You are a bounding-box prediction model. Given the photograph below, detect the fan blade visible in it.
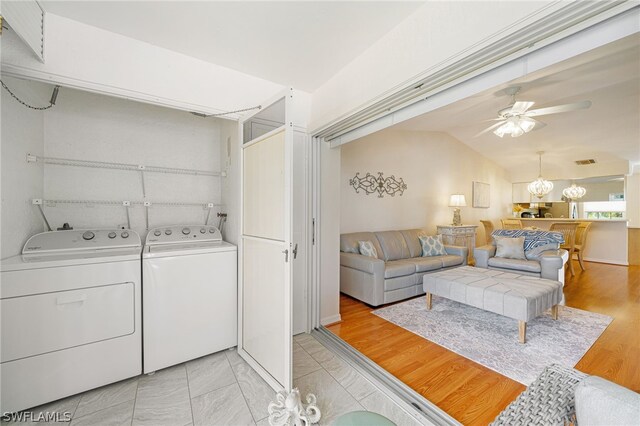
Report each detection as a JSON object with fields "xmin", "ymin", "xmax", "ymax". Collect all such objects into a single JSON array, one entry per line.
[
  {"xmin": 525, "ymin": 100, "xmax": 591, "ymax": 117},
  {"xmin": 474, "ymin": 121, "xmax": 505, "ymax": 138},
  {"xmin": 510, "ymin": 101, "xmax": 535, "ymax": 114},
  {"xmin": 532, "ymin": 119, "xmax": 546, "ymax": 131}
]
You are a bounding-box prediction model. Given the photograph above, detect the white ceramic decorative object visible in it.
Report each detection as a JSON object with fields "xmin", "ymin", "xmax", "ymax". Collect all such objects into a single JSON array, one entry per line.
[{"xmin": 268, "ymin": 388, "xmax": 321, "ymax": 426}]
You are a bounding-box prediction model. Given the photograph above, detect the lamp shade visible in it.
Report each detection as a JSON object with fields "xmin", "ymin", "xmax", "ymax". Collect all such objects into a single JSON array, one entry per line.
[{"xmin": 449, "ymin": 194, "xmax": 467, "ymax": 207}]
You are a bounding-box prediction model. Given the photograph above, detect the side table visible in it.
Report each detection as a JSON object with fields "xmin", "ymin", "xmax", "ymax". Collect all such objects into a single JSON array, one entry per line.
[{"xmin": 437, "ymin": 224, "xmax": 478, "ymax": 266}]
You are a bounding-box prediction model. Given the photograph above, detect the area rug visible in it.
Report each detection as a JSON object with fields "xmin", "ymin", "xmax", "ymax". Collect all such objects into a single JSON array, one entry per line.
[{"xmin": 373, "ymin": 297, "xmax": 612, "ymax": 385}]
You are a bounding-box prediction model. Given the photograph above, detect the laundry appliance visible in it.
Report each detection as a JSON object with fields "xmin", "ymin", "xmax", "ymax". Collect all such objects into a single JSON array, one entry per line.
[
  {"xmin": 142, "ymin": 225, "xmax": 237, "ymax": 373},
  {"xmin": 0, "ymin": 229, "xmax": 142, "ymax": 413}
]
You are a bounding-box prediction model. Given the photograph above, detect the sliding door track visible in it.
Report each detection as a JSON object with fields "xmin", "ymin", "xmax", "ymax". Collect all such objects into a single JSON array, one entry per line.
[{"xmin": 312, "ymin": 328, "xmax": 461, "ymax": 426}]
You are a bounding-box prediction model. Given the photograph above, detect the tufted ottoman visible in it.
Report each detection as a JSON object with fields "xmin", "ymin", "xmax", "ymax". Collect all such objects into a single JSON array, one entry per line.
[{"xmin": 423, "ymin": 266, "xmax": 563, "ymax": 343}]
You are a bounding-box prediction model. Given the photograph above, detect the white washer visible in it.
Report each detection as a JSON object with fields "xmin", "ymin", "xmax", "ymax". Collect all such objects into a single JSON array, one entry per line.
[
  {"xmin": 0, "ymin": 229, "xmax": 142, "ymax": 413},
  {"xmin": 142, "ymin": 225, "xmax": 237, "ymax": 374}
]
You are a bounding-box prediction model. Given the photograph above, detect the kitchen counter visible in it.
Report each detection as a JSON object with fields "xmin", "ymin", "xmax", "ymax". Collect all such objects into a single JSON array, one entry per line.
[
  {"xmin": 510, "ymin": 218, "xmax": 628, "ymax": 223},
  {"xmin": 509, "ymin": 218, "xmax": 628, "ymax": 265}
]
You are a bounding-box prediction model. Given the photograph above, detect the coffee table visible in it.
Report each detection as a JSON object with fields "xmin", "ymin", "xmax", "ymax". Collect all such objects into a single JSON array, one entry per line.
[{"xmin": 423, "ymin": 266, "xmax": 563, "ymax": 343}]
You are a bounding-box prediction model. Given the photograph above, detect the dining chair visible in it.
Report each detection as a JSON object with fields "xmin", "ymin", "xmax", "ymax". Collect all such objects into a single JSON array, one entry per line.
[
  {"xmin": 574, "ymin": 222, "xmax": 593, "ymax": 271},
  {"xmin": 550, "ymin": 222, "xmax": 579, "ymax": 276},
  {"xmin": 480, "ymin": 220, "xmax": 494, "ymax": 245},
  {"xmin": 501, "ymin": 218, "xmax": 523, "ymax": 230}
]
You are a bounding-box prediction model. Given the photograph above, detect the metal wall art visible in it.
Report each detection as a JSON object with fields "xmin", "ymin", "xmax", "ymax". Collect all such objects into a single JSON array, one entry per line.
[{"xmin": 350, "ymin": 172, "xmax": 407, "ymax": 198}]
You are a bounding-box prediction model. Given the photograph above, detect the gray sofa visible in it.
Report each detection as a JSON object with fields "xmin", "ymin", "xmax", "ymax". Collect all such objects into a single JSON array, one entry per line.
[
  {"xmin": 474, "ymin": 229, "xmax": 567, "ymax": 282},
  {"xmin": 340, "ymin": 229, "xmax": 468, "ymax": 306}
]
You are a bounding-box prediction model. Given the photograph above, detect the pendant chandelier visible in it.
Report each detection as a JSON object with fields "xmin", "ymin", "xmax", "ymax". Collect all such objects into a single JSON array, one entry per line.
[
  {"xmin": 528, "ymin": 152, "xmax": 554, "ymax": 199},
  {"xmin": 562, "ymin": 183, "xmax": 587, "ymax": 200}
]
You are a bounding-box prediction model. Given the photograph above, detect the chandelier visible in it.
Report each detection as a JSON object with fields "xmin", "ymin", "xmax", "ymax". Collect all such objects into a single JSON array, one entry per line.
[
  {"xmin": 562, "ymin": 183, "xmax": 587, "ymax": 200},
  {"xmin": 528, "ymin": 152, "xmax": 554, "ymax": 199}
]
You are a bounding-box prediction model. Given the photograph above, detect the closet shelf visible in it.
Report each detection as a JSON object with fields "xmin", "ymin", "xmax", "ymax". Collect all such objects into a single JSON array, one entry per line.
[{"xmin": 27, "ymin": 155, "xmax": 226, "ymax": 177}]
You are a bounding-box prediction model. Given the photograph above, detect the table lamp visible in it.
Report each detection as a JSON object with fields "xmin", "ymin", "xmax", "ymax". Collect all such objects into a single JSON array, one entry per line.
[{"xmin": 449, "ymin": 194, "xmax": 466, "ymax": 226}]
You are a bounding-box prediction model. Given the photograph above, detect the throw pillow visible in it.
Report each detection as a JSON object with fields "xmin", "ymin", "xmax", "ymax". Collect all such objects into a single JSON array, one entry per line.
[
  {"xmin": 419, "ymin": 235, "xmax": 447, "ymax": 257},
  {"xmin": 358, "ymin": 240, "xmax": 378, "ymax": 258},
  {"xmin": 525, "ymin": 242, "xmax": 559, "ymax": 261},
  {"xmin": 495, "ymin": 236, "xmax": 527, "ymax": 260}
]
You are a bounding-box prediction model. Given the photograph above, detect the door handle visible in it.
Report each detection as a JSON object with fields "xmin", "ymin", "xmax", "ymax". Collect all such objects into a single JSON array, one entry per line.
[
  {"xmin": 282, "ymin": 249, "xmax": 289, "ymax": 263},
  {"xmin": 293, "ymin": 243, "xmax": 298, "ymax": 260}
]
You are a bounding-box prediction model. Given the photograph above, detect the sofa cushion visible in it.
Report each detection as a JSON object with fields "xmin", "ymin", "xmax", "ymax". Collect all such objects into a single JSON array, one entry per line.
[
  {"xmin": 488, "ymin": 257, "xmax": 542, "ymax": 273},
  {"xmin": 412, "ymin": 257, "xmax": 443, "ymax": 272},
  {"xmin": 384, "ymin": 260, "xmax": 416, "ymax": 278},
  {"xmin": 375, "ymin": 231, "xmax": 411, "ymax": 261},
  {"xmin": 358, "ymin": 240, "xmax": 378, "ymax": 258},
  {"xmin": 384, "ymin": 274, "xmax": 418, "ymax": 292},
  {"xmin": 495, "ymin": 236, "xmax": 527, "ymax": 260},
  {"xmin": 419, "ymin": 235, "xmax": 447, "ymax": 256},
  {"xmin": 440, "ymin": 255, "xmax": 464, "ymax": 267},
  {"xmin": 340, "ymin": 232, "xmax": 383, "ymax": 259},
  {"xmin": 400, "ymin": 229, "xmax": 427, "ymax": 258}
]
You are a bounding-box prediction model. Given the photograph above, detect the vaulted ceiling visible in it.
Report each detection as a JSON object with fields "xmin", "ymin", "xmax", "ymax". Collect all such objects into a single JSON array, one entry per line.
[
  {"xmin": 394, "ymin": 34, "xmax": 640, "ymax": 181},
  {"xmin": 39, "ymin": 1, "xmax": 424, "ymax": 92}
]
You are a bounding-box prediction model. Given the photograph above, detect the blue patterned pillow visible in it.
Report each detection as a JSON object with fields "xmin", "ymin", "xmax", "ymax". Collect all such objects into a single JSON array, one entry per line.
[
  {"xmin": 491, "ymin": 229, "xmax": 564, "ymax": 260},
  {"xmin": 358, "ymin": 240, "xmax": 378, "ymax": 258},
  {"xmin": 419, "ymin": 235, "xmax": 447, "ymax": 257}
]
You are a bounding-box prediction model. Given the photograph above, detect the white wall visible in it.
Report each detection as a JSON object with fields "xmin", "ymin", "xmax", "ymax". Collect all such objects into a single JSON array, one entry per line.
[
  {"xmin": 41, "ymin": 87, "xmax": 225, "ymax": 238},
  {"xmin": 0, "ymin": 76, "xmax": 48, "ymax": 258},
  {"xmin": 340, "ymin": 129, "xmax": 512, "ymax": 244},
  {"xmin": 220, "ymin": 119, "xmax": 240, "ymax": 244},
  {"xmin": 320, "ymin": 141, "xmax": 341, "ymax": 325},
  {"xmin": 626, "ymin": 169, "xmax": 640, "ymax": 228},
  {"xmin": 2, "ymin": 13, "xmax": 284, "ymax": 117}
]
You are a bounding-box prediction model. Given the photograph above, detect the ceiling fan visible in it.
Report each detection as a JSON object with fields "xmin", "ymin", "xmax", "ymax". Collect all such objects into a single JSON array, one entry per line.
[{"xmin": 476, "ymin": 86, "xmax": 592, "ymax": 138}]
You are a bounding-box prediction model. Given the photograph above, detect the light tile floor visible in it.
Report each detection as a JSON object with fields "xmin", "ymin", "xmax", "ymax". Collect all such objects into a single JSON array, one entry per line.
[{"xmin": 3, "ymin": 334, "xmax": 422, "ymax": 426}]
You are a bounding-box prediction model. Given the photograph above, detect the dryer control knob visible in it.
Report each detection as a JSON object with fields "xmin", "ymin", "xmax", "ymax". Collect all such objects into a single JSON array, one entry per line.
[
  {"xmin": 165, "ymin": 229, "xmax": 172, "ymax": 236},
  {"xmin": 83, "ymin": 231, "xmax": 95, "ymax": 240},
  {"xmin": 154, "ymin": 230, "xmax": 161, "ymax": 237},
  {"xmin": 200, "ymin": 228, "xmax": 206, "ymax": 234},
  {"xmin": 182, "ymin": 227, "xmax": 191, "ymax": 235},
  {"xmin": 121, "ymin": 231, "xmax": 129, "ymax": 238},
  {"xmin": 209, "ymin": 228, "xmax": 215, "ymax": 233},
  {"xmin": 108, "ymin": 232, "xmax": 117, "ymax": 239}
]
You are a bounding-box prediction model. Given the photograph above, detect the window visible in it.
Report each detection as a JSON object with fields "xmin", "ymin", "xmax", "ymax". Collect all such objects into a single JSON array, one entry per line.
[{"xmin": 583, "ymin": 201, "xmax": 626, "ymax": 220}]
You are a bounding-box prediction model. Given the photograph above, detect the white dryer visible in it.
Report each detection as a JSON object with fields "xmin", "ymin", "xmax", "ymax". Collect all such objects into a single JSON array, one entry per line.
[
  {"xmin": 142, "ymin": 225, "xmax": 237, "ymax": 374},
  {"xmin": 0, "ymin": 229, "xmax": 142, "ymax": 413}
]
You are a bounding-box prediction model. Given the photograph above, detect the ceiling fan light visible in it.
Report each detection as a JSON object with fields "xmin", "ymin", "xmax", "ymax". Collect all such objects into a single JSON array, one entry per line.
[
  {"xmin": 562, "ymin": 184, "xmax": 587, "ymax": 200},
  {"xmin": 492, "ymin": 116, "xmax": 534, "ymax": 138},
  {"xmin": 511, "ymin": 126, "xmax": 524, "ymax": 138},
  {"xmin": 519, "ymin": 116, "xmax": 536, "ymax": 133},
  {"xmin": 493, "ymin": 126, "xmax": 507, "ymax": 138}
]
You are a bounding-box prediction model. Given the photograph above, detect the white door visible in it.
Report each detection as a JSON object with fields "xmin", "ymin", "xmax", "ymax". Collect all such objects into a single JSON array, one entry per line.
[{"xmin": 239, "ymin": 95, "xmax": 293, "ymax": 391}]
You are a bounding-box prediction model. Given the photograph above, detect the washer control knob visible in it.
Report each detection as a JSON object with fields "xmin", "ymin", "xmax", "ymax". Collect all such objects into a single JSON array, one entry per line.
[
  {"xmin": 154, "ymin": 230, "xmax": 161, "ymax": 237},
  {"xmin": 165, "ymin": 229, "xmax": 172, "ymax": 236},
  {"xmin": 209, "ymin": 228, "xmax": 215, "ymax": 234},
  {"xmin": 200, "ymin": 228, "xmax": 206, "ymax": 234},
  {"xmin": 182, "ymin": 227, "xmax": 191, "ymax": 235},
  {"xmin": 121, "ymin": 231, "xmax": 129, "ymax": 239},
  {"xmin": 108, "ymin": 232, "xmax": 117, "ymax": 239},
  {"xmin": 82, "ymin": 231, "xmax": 95, "ymax": 240}
]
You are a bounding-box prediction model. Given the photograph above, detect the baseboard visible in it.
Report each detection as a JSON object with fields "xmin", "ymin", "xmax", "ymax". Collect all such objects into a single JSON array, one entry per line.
[
  {"xmin": 583, "ymin": 257, "xmax": 628, "ymax": 266},
  {"xmin": 320, "ymin": 314, "xmax": 342, "ymax": 326}
]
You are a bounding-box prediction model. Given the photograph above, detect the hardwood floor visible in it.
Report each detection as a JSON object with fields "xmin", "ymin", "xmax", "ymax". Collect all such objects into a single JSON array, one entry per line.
[{"xmin": 326, "ymin": 261, "xmax": 640, "ymax": 425}]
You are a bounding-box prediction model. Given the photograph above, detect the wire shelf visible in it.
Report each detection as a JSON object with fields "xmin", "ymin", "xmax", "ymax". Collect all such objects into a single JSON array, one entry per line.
[{"xmin": 29, "ymin": 155, "xmax": 225, "ymax": 177}]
